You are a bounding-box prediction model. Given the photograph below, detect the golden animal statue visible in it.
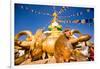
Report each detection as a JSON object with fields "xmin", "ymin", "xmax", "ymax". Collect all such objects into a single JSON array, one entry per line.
[
  {"xmin": 14, "ymin": 12, "xmax": 91, "ymax": 65},
  {"xmin": 14, "ymin": 28, "xmax": 91, "ymax": 65}
]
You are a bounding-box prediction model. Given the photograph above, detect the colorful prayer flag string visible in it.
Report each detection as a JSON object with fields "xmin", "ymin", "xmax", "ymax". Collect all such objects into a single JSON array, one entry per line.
[{"xmin": 19, "ymin": 5, "xmax": 93, "ymax": 25}]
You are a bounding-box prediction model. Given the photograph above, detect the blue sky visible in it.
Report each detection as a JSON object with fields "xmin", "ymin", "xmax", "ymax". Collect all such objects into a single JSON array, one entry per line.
[{"xmin": 15, "ymin": 4, "xmax": 94, "ymax": 42}]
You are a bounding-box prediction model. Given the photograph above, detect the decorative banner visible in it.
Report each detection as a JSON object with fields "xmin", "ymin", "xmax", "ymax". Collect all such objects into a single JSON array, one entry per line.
[
  {"xmin": 86, "ymin": 9, "xmax": 90, "ymax": 12},
  {"xmin": 81, "ymin": 19, "xmax": 86, "ymax": 24},
  {"xmin": 60, "ymin": 18, "xmax": 94, "ymax": 24},
  {"xmin": 72, "ymin": 20, "xmax": 80, "ymax": 23}
]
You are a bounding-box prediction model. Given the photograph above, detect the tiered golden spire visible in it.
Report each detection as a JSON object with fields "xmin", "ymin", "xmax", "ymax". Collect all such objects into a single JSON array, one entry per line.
[{"xmin": 51, "ymin": 12, "xmax": 58, "ymax": 23}]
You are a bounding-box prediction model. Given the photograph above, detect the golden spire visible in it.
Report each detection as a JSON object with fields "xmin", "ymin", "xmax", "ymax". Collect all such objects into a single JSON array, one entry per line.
[
  {"xmin": 52, "ymin": 12, "xmax": 58, "ymax": 17},
  {"xmin": 51, "ymin": 12, "xmax": 58, "ymax": 23}
]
